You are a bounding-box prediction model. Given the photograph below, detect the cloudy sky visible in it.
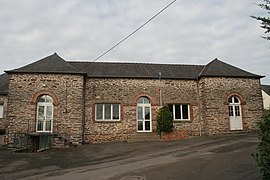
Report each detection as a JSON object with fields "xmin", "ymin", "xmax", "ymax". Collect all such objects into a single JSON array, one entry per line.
[{"xmin": 0, "ymin": 0, "xmax": 269, "ymax": 83}]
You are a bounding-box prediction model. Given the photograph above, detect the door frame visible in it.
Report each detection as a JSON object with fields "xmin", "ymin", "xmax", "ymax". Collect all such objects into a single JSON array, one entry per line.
[
  {"xmin": 228, "ymin": 96, "xmax": 243, "ymax": 130},
  {"xmin": 137, "ymin": 97, "xmax": 152, "ymax": 132}
]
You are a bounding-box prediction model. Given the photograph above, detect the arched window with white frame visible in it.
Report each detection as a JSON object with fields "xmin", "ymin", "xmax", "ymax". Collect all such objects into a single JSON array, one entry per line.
[
  {"xmin": 36, "ymin": 95, "xmax": 53, "ymax": 132},
  {"xmin": 228, "ymin": 96, "xmax": 243, "ymax": 130},
  {"xmin": 137, "ymin": 96, "xmax": 152, "ymax": 132}
]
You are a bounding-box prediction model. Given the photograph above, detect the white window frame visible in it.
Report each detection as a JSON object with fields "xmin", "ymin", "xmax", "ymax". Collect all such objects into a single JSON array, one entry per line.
[
  {"xmin": 36, "ymin": 95, "xmax": 53, "ymax": 132},
  {"xmin": 95, "ymin": 104, "xmax": 121, "ymax": 121},
  {"xmin": 0, "ymin": 105, "xmax": 3, "ymax": 118},
  {"xmin": 171, "ymin": 104, "xmax": 190, "ymax": 121}
]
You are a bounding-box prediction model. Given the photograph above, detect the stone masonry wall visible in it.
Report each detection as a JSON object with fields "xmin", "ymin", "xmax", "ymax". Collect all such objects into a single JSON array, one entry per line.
[
  {"xmin": 199, "ymin": 77, "xmax": 263, "ymax": 135},
  {"xmin": 6, "ymin": 73, "xmax": 264, "ymax": 145},
  {"xmin": 161, "ymin": 79, "xmax": 201, "ymax": 136},
  {"xmin": 84, "ymin": 78, "xmax": 201, "ymax": 143},
  {"xmin": 0, "ymin": 95, "xmax": 8, "ymax": 131},
  {"xmin": 7, "ymin": 73, "xmax": 84, "ymax": 145}
]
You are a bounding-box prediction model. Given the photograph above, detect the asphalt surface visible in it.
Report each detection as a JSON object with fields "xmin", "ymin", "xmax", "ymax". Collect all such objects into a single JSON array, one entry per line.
[{"xmin": 0, "ymin": 133, "xmax": 262, "ymax": 180}]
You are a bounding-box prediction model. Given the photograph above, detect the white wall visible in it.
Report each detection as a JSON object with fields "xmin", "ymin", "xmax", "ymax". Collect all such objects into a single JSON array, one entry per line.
[{"xmin": 262, "ymin": 90, "xmax": 270, "ymax": 109}]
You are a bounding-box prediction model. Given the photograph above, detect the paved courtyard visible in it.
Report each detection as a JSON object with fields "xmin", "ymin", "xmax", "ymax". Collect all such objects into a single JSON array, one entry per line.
[{"xmin": 0, "ymin": 133, "xmax": 262, "ymax": 180}]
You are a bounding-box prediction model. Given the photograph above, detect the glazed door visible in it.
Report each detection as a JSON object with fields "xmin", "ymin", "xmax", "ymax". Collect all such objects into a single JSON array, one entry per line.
[
  {"xmin": 229, "ymin": 96, "xmax": 243, "ymax": 130},
  {"xmin": 137, "ymin": 97, "xmax": 152, "ymax": 132}
]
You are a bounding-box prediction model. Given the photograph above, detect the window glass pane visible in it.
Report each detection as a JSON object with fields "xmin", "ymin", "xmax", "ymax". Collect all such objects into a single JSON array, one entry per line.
[
  {"xmin": 137, "ymin": 107, "xmax": 143, "ymax": 120},
  {"xmin": 38, "ymin": 95, "xmax": 46, "ymax": 102},
  {"xmin": 0, "ymin": 105, "xmax": 3, "ymax": 118},
  {"xmin": 182, "ymin": 105, "xmax": 189, "ymax": 119},
  {"xmin": 137, "ymin": 97, "xmax": 144, "ymax": 104},
  {"xmin": 228, "ymin": 97, "xmax": 232, "ymax": 103},
  {"xmin": 235, "ymin": 106, "xmax": 240, "ymax": 116},
  {"xmin": 45, "ymin": 120, "xmax": 51, "ymax": 131},
  {"xmin": 105, "ymin": 104, "xmax": 111, "ymax": 119},
  {"xmin": 38, "ymin": 106, "xmax": 45, "ymax": 119},
  {"xmin": 112, "ymin": 104, "xmax": 120, "ymax": 119},
  {"xmin": 96, "ymin": 104, "xmax": 103, "ymax": 120},
  {"xmin": 229, "ymin": 106, "xmax": 234, "ymax": 116},
  {"xmin": 46, "ymin": 106, "xmax": 53, "ymax": 119},
  {"xmin": 138, "ymin": 121, "xmax": 143, "ymax": 131},
  {"xmin": 45, "ymin": 96, "xmax": 53, "ymax": 103},
  {"xmin": 234, "ymin": 97, "xmax": 239, "ymax": 103},
  {"xmin": 145, "ymin": 121, "xmax": 150, "ymax": 130},
  {"xmin": 174, "ymin": 105, "xmax": 181, "ymax": 119},
  {"xmin": 143, "ymin": 97, "xmax": 150, "ymax": 104},
  {"xmin": 145, "ymin": 107, "xmax": 150, "ymax": 120},
  {"xmin": 37, "ymin": 120, "xmax": 43, "ymax": 131}
]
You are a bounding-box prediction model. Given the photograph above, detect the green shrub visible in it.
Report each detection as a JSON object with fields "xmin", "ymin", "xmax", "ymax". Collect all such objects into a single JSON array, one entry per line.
[
  {"xmin": 255, "ymin": 109, "xmax": 270, "ymax": 179},
  {"xmin": 0, "ymin": 129, "xmax": 5, "ymax": 135},
  {"xmin": 156, "ymin": 105, "xmax": 174, "ymax": 135}
]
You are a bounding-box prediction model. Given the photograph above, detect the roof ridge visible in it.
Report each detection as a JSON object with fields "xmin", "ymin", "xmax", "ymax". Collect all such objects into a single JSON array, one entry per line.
[
  {"xmin": 68, "ymin": 61, "xmax": 205, "ymax": 67},
  {"xmin": 7, "ymin": 53, "xmax": 84, "ymax": 74},
  {"xmin": 199, "ymin": 58, "xmax": 263, "ymax": 79}
]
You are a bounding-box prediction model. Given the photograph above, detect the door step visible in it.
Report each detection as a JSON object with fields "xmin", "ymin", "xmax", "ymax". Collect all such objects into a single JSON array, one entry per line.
[{"xmin": 127, "ymin": 133, "xmax": 160, "ymax": 143}]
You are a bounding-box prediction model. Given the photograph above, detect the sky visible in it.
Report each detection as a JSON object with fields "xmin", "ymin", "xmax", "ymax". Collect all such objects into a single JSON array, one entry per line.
[{"xmin": 0, "ymin": 0, "xmax": 269, "ymax": 84}]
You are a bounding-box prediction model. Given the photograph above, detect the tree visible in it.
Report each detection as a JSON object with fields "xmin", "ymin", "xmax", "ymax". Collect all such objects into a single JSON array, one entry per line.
[
  {"xmin": 251, "ymin": 0, "xmax": 270, "ymax": 40},
  {"xmin": 254, "ymin": 110, "xmax": 270, "ymax": 179},
  {"xmin": 156, "ymin": 105, "xmax": 173, "ymax": 137}
]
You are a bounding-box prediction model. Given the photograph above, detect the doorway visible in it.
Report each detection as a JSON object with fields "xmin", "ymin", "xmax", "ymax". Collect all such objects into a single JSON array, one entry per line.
[
  {"xmin": 228, "ymin": 96, "xmax": 243, "ymax": 130},
  {"xmin": 137, "ymin": 97, "xmax": 152, "ymax": 132}
]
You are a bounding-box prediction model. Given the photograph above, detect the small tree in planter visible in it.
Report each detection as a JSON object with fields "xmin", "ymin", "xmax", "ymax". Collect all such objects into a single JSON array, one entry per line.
[
  {"xmin": 156, "ymin": 105, "xmax": 173, "ymax": 138},
  {"xmin": 255, "ymin": 109, "xmax": 270, "ymax": 179}
]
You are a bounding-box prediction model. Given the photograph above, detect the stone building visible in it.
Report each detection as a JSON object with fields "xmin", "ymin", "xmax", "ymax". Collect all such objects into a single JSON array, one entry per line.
[{"xmin": 0, "ymin": 53, "xmax": 264, "ymax": 149}]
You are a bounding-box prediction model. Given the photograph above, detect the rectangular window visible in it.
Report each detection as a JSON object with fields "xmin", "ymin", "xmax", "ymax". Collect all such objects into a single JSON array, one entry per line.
[
  {"xmin": 169, "ymin": 104, "xmax": 190, "ymax": 121},
  {"xmin": 95, "ymin": 104, "xmax": 120, "ymax": 121},
  {"xmin": 0, "ymin": 105, "xmax": 3, "ymax": 118}
]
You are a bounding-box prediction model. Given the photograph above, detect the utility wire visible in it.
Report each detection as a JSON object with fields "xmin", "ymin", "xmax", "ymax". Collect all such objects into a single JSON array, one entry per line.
[{"xmin": 92, "ymin": 0, "xmax": 176, "ymax": 62}]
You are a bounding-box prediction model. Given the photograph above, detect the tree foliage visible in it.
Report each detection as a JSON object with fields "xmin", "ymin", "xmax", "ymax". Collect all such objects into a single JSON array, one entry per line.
[
  {"xmin": 251, "ymin": 0, "xmax": 270, "ymax": 40},
  {"xmin": 255, "ymin": 109, "xmax": 270, "ymax": 179},
  {"xmin": 156, "ymin": 105, "xmax": 173, "ymax": 135}
]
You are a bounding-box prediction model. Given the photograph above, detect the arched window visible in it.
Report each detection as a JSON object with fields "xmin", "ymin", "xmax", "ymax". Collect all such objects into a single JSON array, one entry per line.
[
  {"xmin": 137, "ymin": 97, "xmax": 150, "ymax": 104},
  {"xmin": 137, "ymin": 96, "xmax": 152, "ymax": 132},
  {"xmin": 36, "ymin": 95, "xmax": 53, "ymax": 132},
  {"xmin": 228, "ymin": 96, "xmax": 243, "ymax": 130}
]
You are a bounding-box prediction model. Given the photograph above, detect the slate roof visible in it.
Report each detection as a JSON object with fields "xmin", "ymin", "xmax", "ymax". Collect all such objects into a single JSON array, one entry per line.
[
  {"xmin": 200, "ymin": 59, "xmax": 263, "ymax": 78},
  {"xmin": 70, "ymin": 62, "xmax": 204, "ymax": 79},
  {"xmin": 0, "ymin": 73, "xmax": 9, "ymax": 95},
  {"xmin": 261, "ymin": 85, "xmax": 270, "ymax": 96},
  {"xmin": 2, "ymin": 53, "xmax": 263, "ymax": 83},
  {"xmin": 7, "ymin": 53, "xmax": 84, "ymax": 75}
]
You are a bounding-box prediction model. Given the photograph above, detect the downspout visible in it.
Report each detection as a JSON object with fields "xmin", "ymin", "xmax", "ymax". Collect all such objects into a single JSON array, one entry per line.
[
  {"xmin": 159, "ymin": 72, "xmax": 162, "ymax": 106},
  {"xmin": 196, "ymin": 79, "xmax": 202, "ymax": 136},
  {"xmin": 82, "ymin": 75, "xmax": 86, "ymax": 144}
]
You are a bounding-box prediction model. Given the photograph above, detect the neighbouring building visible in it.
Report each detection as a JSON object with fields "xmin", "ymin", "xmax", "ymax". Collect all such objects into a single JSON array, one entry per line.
[
  {"xmin": 261, "ymin": 85, "xmax": 270, "ymax": 109},
  {"xmin": 0, "ymin": 53, "xmax": 265, "ymax": 150}
]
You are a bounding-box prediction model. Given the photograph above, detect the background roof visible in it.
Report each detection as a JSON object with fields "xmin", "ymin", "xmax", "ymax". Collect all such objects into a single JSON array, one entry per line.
[
  {"xmin": 0, "ymin": 73, "xmax": 9, "ymax": 95},
  {"xmin": 261, "ymin": 85, "xmax": 270, "ymax": 96}
]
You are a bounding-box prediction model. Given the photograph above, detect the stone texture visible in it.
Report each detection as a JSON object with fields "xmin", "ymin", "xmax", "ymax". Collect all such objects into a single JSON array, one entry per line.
[
  {"xmin": 0, "ymin": 95, "xmax": 8, "ymax": 130},
  {"xmin": 84, "ymin": 78, "xmax": 160, "ymax": 143},
  {"xmin": 7, "ymin": 73, "xmax": 84, "ymax": 145},
  {"xmin": 161, "ymin": 130, "xmax": 189, "ymax": 141},
  {"xmin": 199, "ymin": 77, "xmax": 263, "ymax": 135},
  {"xmin": 4, "ymin": 73, "xmax": 264, "ymax": 146}
]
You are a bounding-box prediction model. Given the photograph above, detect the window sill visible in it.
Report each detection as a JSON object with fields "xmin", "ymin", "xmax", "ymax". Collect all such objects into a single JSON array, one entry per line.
[
  {"xmin": 173, "ymin": 120, "xmax": 191, "ymax": 122},
  {"xmin": 95, "ymin": 120, "xmax": 121, "ymax": 123}
]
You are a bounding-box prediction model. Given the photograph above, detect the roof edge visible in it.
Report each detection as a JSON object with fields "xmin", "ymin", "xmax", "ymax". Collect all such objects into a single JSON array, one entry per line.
[{"xmin": 5, "ymin": 70, "xmax": 87, "ymax": 76}]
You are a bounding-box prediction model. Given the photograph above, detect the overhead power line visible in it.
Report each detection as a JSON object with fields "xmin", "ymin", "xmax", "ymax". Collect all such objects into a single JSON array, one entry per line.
[{"xmin": 92, "ymin": 0, "xmax": 177, "ymax": 62}]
